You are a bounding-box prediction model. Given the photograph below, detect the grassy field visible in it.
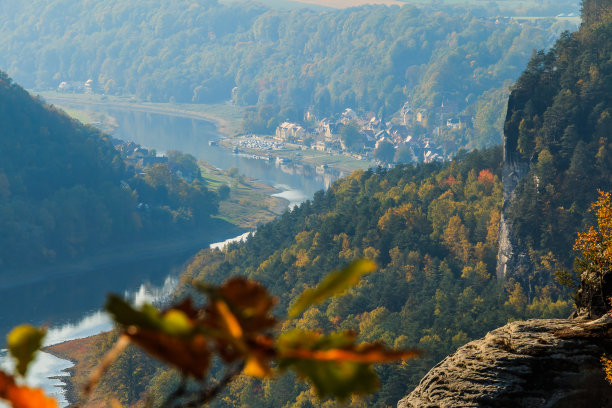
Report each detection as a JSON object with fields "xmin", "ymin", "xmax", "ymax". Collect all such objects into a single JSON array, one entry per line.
[{"xmin": 200, "ymin": 163, "xmax": 288, "ymax": 229}]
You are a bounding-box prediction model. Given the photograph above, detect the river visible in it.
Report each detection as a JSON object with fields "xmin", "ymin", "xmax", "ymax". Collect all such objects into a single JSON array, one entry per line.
[{"xmin": 0, "ymin": 102, "xmax": 346, "ymax": 406}]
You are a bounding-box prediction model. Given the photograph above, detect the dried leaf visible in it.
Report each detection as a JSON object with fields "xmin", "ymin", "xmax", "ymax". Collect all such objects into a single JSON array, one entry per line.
[
  {"xmin": 289, "ymin": 260, "xmax": 376, "ymax": 318},
  {"xmin": 105, "ymin": 295, "xmax": 211, "ymax": 379},
  {"xmin": 128, "ymin": 329, "xmax": 211, "ymax": 379},
  {"xmin": 200, "ymin": 277, "xmax": 277, "ymax": 334},
  {"xmin": 7, "ymin": 325, "xmax": 46, "ymax": 377}
]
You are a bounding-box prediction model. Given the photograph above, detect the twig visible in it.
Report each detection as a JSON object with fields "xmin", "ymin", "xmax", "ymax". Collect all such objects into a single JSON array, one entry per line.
[{"xmin": 177, "ymin": 363, "xmax": 245, "ymax": 408}]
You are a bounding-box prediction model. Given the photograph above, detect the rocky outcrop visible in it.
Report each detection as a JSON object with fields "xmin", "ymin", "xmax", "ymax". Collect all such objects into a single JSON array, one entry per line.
[
  {"xmin": 398, "ymin": 316, "xmax": 612, "ymax": 408},
  {"xmin": 496, "ymin": 150, "xmax": 529, "ymax": 281}
]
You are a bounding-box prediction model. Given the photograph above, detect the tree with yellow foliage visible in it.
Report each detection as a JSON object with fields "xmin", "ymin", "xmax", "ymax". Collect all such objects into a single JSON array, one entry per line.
[{"xmin": 573, "ymin": 190, "xmax": 612, "ymax": 317}]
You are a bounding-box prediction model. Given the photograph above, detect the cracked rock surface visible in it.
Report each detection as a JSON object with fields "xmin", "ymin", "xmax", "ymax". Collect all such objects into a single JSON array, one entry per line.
[{"xmin": 398, "ymin": 316, "xmax": 612, "ymax": 408}]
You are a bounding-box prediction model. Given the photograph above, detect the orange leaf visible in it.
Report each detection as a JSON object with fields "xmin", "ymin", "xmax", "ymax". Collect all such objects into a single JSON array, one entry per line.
[
  {"xmin": 244, "ymin": 352, "xmax": 272, "ymax": 378},
  {"xmin": 6, "ymin": 386, "xmax": 58, "ymax": 408},
  {"xmin": 0, "ymin": 372, "xmax": 58, "ymax": 408},
  {"xmin": 280, "ymin": 344, "xmax": 421, "ymax": 363},
  {"xmin": 216, "ymin": 300, "xmax": 243, "ymax": 339}
]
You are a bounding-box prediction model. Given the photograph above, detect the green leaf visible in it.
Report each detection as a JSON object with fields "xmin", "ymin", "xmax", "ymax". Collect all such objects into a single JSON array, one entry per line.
[
  {"xmin": 289, "ymin": 259, "xmax": 376, "ymax": 318},
  {"xmin": 105, "ymin": 294, "xmax": 162, "ymax": 331},
  {"xmin": 7, "ymin": 325, "xmax": 46, "ymax": 377},
  {"xmin": 105, "ymin": 295, "xmax": 194, "ymax": 336},
  {"xmin": 277, "ymin": 330, "xmax": 378, "ymax": 400}
]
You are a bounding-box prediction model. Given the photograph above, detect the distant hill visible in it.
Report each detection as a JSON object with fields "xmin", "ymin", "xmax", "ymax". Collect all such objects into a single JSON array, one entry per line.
[
  {"xmin": 0, "ymin": 71, "xmax": 221, "ymax": 270},
  {"xmin": 0, "ymin": 0, "xmax": 576, "ymax": 149}
]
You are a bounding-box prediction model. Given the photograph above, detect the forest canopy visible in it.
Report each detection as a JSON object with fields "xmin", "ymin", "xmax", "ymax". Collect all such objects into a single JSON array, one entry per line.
[{"xmin": 502, "ymin": 2, "xmax": 612, "ymax": 288}]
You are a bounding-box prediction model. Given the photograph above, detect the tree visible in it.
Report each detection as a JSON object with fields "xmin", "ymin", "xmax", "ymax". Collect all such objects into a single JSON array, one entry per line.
[
  {"xmin": 339, "ymin": 122, "xmax": 364, "ymax": 151},
  {"xmin": 573, "ymin": 190, "xmax": 612, "ymax": 317},
  {"xmin": 374, "ymin": 140, "xmax": 396, "ymax": 163}
]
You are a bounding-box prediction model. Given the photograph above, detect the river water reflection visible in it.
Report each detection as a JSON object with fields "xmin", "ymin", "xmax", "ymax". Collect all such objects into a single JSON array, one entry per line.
[{"xmin": 101, "ymin": 106, "xmax": 343, "ymax": 200}]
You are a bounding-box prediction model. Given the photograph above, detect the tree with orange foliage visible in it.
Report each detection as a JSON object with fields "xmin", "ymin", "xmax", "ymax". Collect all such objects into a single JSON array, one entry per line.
[{"xmin": 573, "ymin": 190, "xmax": 612, "ymax": 317}]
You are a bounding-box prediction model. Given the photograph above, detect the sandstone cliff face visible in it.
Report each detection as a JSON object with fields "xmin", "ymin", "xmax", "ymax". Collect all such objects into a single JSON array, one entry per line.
[
  {"xmin": 496, "ymin": 150, "xmax": 529, "ymax": 282},
  {"xmin": 398, "ymin": 316, "xmax": 612, "ymax": 408}
]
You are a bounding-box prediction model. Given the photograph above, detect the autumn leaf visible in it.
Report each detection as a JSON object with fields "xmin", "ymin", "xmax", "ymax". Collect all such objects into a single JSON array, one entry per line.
[
  {"xmin": 105, "ymin": 295, "xmax": 212, "ymax": 379},
  {"xmin": 289, "ymin": 259, "xmax": 376, "ymax": 318},
  {"xmin": 276, "ymin": 330, "xmax": 420, "ymax": 400},
  {"xmin": 7, "ymin": 325, "xmax": 46, "ymax": 377},
  {"xmin": 198, "ymin": 277, "xmax": 277, "ymax": 335},
  {"xmin": 0, "ymin": 371, "xmax": 58, "ymax": 408},
  {"xmin": 106, "ymin": 295, "xmax": 198, "ymax": 337},
  {"xmin": 126, "ymin": 329, "xmax": 211, "ymax": 379}
]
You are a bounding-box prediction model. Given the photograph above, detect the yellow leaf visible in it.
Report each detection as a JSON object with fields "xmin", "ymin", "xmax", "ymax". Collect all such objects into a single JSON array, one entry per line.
[
  {"xmin": 162, "ymin": 309, "xmax": 193, "ymax": 335},
  {"xmin": 289, "ymin": 260, "xmax": 376, "ymax": 318},
  {"xmin": 7, "ymin": 325, "xmax": 46, "ymax": 377}
]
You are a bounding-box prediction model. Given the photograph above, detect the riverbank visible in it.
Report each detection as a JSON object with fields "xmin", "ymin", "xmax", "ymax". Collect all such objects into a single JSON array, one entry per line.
[
  {"xmin": 200, "ymin": 163, "xmax": 288, "ymax": 229},
  {"xmin": 220, "ymin": 136, "xmax": 374, "ymax": 173},
  {"xmin": 44, "ymin": 334, "xmax": 109, "ymax": 407}
]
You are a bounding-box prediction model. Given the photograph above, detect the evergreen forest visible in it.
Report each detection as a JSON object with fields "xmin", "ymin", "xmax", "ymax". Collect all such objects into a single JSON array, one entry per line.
[{"xmin": 503, "ymin": 1, "xmax": 612, "ymax": 288}]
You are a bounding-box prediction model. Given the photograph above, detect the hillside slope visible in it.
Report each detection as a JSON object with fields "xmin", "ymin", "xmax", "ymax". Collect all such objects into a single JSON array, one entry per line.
[
  {"xmin": 0, "ymin": 0, "xmax": 574, "ymax": 147},
  {"xmin": 498, "ymin": 0, "xmax": 612, "ymax": 291},
  {"xmin": 0, "ymin": 72, "xmax": 221, "ymax": 270},
  {"xmin": 97, "ymin": 147, "xmax": 572, "ymax": 408}
]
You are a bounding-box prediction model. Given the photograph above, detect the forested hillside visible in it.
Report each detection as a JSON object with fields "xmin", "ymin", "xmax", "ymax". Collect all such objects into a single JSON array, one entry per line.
[
  {"xmin": 0, "ymin": 0, "xmax": 574, "ymax": 148},
  {"xmin": 502, "ymin": 0, "xmax": 612, "ymax": 288},
  {"xmin": 0, "ymin": 72, "xmax": 221, "ymax": 270},
  {"xmin": 95, "ymin": 148, "xmax": 571, "ymax": 408}
]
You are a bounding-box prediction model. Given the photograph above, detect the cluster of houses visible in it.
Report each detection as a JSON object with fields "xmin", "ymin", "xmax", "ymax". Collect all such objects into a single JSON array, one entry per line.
[
  {"xmin": 113, "ymin": 140, "xmax": 168, "ymax": 170},
  {"xmin": 57, "ymin": 79, "xmax": 97, "ymax": 94},
  {"xmin": 274, "ymin": 104, "xmax": 470, "ymax": 164},
  {"xmin": 112, "ymin": 139, "xmax": 199, "ymax": 183}
]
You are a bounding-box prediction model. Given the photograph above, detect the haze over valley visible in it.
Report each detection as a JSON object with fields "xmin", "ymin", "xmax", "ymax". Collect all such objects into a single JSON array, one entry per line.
[{"xmin": 5, "ymin": 1, "xmax": 612, "ymax": 407}]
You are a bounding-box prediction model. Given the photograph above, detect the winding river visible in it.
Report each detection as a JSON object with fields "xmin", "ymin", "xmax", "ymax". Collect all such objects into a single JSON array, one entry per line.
[{"xmin": 0, "ymin": 103, "xmax": 346, "ymax": 406}]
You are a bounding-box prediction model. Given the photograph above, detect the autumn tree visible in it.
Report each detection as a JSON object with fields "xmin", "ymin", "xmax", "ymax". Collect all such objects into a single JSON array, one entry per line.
[{"xmin": 573, "ymin": 190, "xmax": 612, "ymax": 317}]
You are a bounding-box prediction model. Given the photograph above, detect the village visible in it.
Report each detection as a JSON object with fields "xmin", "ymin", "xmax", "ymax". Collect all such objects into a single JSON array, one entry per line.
[
  {"xmin": 256, "ymin": 100, "xmax": 473, "ymax": 166},
  {"xmin": 55, "ymin": 78, "xmax": 472, "ymax": 167}
]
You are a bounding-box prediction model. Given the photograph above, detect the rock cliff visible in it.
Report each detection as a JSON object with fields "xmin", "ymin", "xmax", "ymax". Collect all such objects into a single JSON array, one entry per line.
[
  {"xmin": 496, "ymin": 148, "xmax": 529, "ymax": 282},
  {"xmin": 398, "ymin": 316, "xmax": 612, "ymax": 408}
]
